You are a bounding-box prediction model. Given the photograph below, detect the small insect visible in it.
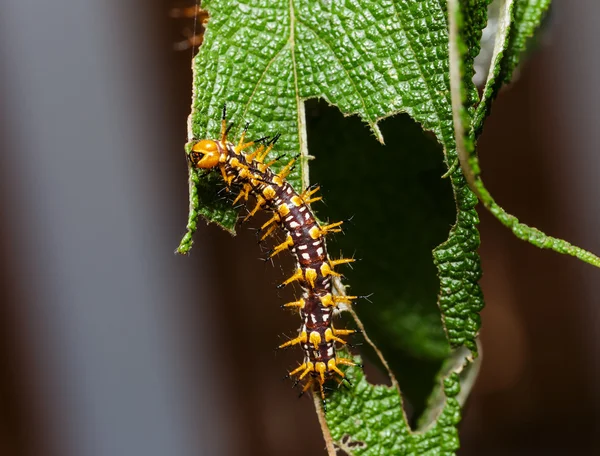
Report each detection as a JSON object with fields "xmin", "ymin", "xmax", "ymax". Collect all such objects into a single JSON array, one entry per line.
[{"xmin": 188, "ymin": 106, "xmax": 360, "ymax": 402}]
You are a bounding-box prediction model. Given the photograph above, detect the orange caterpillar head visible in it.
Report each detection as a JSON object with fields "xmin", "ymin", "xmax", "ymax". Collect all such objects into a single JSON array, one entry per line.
[{"xmin": 188, "ymin": 139, "xmax": 220, "ymax": 169}]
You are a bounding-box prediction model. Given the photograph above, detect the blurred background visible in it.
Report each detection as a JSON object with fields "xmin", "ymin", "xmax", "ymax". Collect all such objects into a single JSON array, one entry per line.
[{"xmin": 0, "ymin": 1, "xmax": 598, "ymax": 455}]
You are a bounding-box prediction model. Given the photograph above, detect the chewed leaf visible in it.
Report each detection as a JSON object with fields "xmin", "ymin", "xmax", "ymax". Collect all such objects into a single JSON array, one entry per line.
[
  {"xmin": 473, "ymin": 0, "xmax": 552, "ymax": 137},
  {"xmin": 448, "ymin": 0, "xmax": 600, "ymax": 268},
  {"xmin": 178, "ymin": 0, "xmax": 485, "ymax": 356},
  {"xmin": 179, "ymin": 0, "xmax": 485, "ymax": 453},
  {"xmin": 175, "ymin": 0, "xmax": 586, "ymax": 454}
]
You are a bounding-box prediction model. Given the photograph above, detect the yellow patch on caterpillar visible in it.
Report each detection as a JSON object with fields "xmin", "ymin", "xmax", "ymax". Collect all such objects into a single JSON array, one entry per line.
[
  {"xmin": 290, "ymin": 195, "xmax": 303, "ymax": 207},
  {"xmin": 278, "ymin": 203, "xmax": 290, "ymax": 217},
  {"xmin": 237, "ymin": 168, "xmax": 251, "ymax": 180},
  {"xmin": 319, "ymin": 294, "xmax": 335, "ymax": 307},
  {"xmin": 315, "ymin": 361, "xmax": 327, "ymax": 383},
  {"xmin": 325, "ymin": 327, "xmax": 349, "ymax": 345},
  {"xmin": 327, "ymin": 358, "xmax": 346, "ymax": 378},
  {"xmin": 262, "ymin": 185, "xmax": 276, "ymax": 200},
  {"xmin": 320, "ymin": 293, "xmax": 357, "ymax": 308},
  {"xmin": 320, "ymin": 263, "xmax": 341, "ymax": 278},
  {"xmin": 304, "ymin": 268, "xmax": 318, "ymax": 288},
  {"xmin": 309, "ymin": 331, "xmax": 322, "ymax": 350},
  {"xmin": 308, "ymin": 226, "xmax": 321, "ymax": 240},
  {"xmin": 228, "ymin": 157, "xmax": 248, "ymax": 172}
]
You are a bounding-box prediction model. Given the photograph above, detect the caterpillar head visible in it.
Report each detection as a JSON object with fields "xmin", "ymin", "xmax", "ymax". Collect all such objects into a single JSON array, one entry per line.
[{"xmin": 189, "ymin": 139, "xmax": 220, "ymax": 169}]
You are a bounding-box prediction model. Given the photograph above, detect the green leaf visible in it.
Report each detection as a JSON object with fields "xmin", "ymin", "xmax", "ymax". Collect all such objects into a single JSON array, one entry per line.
[
  {"xmin": 179, "ymin": 0, "xmax": 486, "ymax": 352},
  {"xmin": 178, "ymin": 0, "xmax": 484, "ymax": 453},
  {"xmin": 456, "ymin": 0, "xmax": 493, "ymax": 114},
  {"xmin": 473, "ymin": 0, "xmax": 551, "ymax": 136},
  {"xmin": 176, "ymin": 0, "xmax": 564, "ymax": 453},
  {"xmin": 324, "ymin": 353, "xmax": 463, "ymax": 455},
  {"xmin": 449, "ymin": 0, "xmax": 600, "ymax": 268},
  {"xmin": 308, "ymin": 103, "xmax": 454, "ymax": 417}
]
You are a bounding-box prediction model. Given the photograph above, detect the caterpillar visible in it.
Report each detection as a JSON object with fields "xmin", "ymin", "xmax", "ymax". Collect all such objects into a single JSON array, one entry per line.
[{"xmin": 188, "ymin": 107, "xmax": 359, "ymax": 401}]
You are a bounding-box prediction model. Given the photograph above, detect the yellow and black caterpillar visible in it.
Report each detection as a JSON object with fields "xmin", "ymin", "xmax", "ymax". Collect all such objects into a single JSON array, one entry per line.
[{"xmin": 188, "ymin": 107, "xmax": 358, "ymax": 400}]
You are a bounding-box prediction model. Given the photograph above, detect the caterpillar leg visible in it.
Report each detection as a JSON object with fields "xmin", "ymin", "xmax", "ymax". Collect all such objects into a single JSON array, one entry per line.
[{"xmin": 333, "ymin": 375, "xmax": 352, "ymax": 389}]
